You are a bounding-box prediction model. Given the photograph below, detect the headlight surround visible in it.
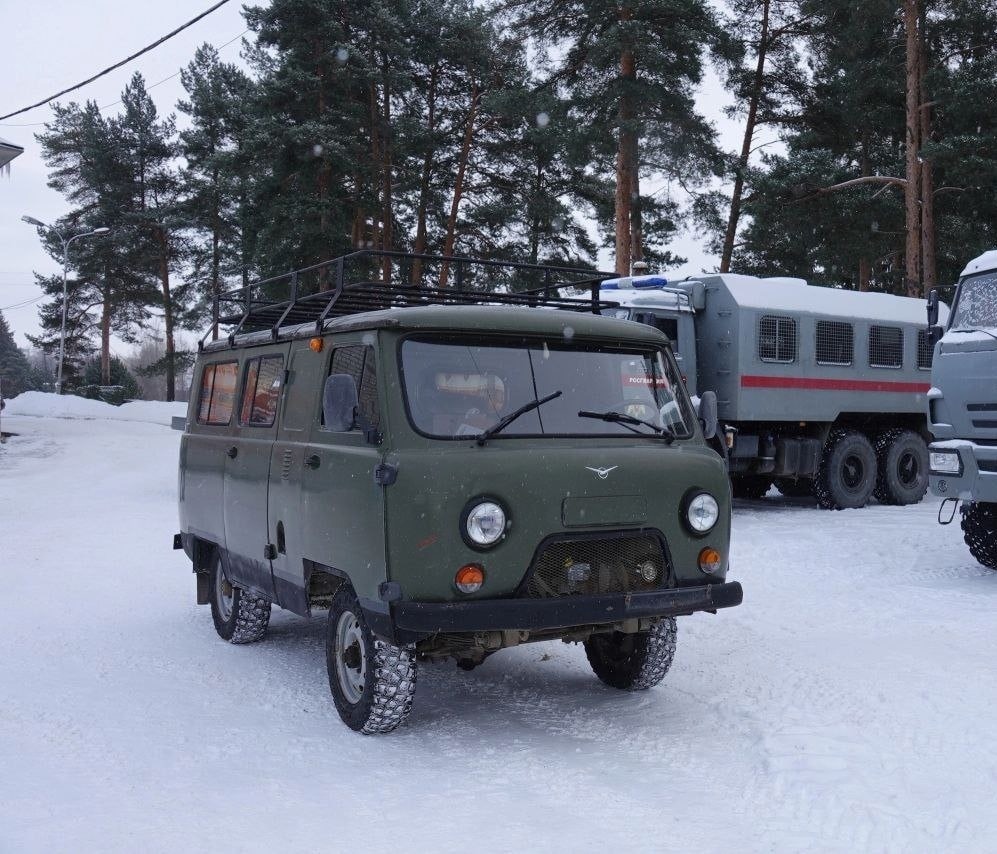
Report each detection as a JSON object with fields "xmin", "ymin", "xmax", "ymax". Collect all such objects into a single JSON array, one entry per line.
[
  {"xmin": 685, "ymin": 492, "xmax": 720, "ymax": 535},
  {"xmin": 462, "ymin": 499, "xmax": 507, "ymax": 548},
  {"xmin": 929, "ymin": 450, "xmax": 962, "ymax": 475}
]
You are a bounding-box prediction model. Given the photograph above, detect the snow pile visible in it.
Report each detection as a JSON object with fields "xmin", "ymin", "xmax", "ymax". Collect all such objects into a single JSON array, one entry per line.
[{"xmin": 3, "ymin": 391, "xmax": 186, "ymax": 426}]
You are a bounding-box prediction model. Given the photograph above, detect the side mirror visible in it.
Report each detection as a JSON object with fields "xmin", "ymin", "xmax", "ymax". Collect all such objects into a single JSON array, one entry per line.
[
  {"xmin": 926, "ymin": 288, "xmax": 939, "ymax": 327},
  {"xmin": 323, "ymin": 373, "xmax": 358, "ymax": 432},
  {"xmin": 698, "ymin": 390, "xmax": 718, "ymax": 440}
]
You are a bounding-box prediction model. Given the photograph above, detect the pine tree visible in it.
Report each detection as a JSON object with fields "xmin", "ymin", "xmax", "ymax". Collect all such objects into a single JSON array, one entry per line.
[
  {"xmin": 0, "ymin": 311, "xmax": 34, "ymax": 398},
  {"xmin": 178, "ymin": 45, "xmax": 257, "ymax": 340},
  {"xmin": 511, "ymin": 0, "xmax": 732, "ymax": 274}
]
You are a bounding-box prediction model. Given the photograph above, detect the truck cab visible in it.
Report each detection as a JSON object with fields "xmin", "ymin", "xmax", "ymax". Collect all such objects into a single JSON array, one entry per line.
[{"xmin": 927, "ymin": 251, "xmax": 997, "ymax": 567}]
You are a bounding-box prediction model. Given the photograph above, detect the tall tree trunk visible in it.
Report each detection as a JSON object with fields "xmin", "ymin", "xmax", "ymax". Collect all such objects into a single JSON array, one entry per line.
[
  {"xmin": 380, "ymin": 57, "xmax": 393, "ymax": 283},
  {"xmin": 859, "ymin": 130, "xmax": 871, "ymax": 291},
  {"xmin": 630, "ymin": 139, "xmax": 643, "ymax": 264},
  {"xmin": 721, "ymin": 0, "xmax": 770, "ymax": 273},
  {"xmin": 440, "ymin": 83, "xmax": 480, "ymax": 288},
  {"xmin": 411, "ymin": 65, "xmax": 439, "ymax": 285},
  {"xmin": 157, "ymin": 227, "xmax": 176, "ymax": 402},
  {"xmin": 101, "ymin": 286, "xmax": 111, "ymax": 386},
  {"xmin": 903, "ymin": 0, "xmax": 922, "ymax": 298},
  {"xmin": 211, "ymin": 169, "xmax": 220, "ymax": 341},
  {"xmin": 316, "ymin": 44, "xmax": 331, "ymax": 290},
  {"xmin": 615, "ymin": 9, "xmax": 636, "ymax": 276},
  {"xmin": 919, "ymin": 13, "xmax": 936, "ymax": 294}
]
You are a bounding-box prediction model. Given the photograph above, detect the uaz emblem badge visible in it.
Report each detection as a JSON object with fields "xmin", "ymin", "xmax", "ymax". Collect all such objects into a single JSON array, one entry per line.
[{"xmin": 585, "ymin": 466, "xmax": 618, "ymax": 480}]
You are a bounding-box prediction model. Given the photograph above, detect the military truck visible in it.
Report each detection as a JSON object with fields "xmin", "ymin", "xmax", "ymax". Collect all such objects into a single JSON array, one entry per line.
[
  {"xmin": 174, "ymin": 251, "xmax": 742, "ymax": 734},
  {"xmin": 927, "ymin": 251, "xmax": 997, "ymax": 568},
  {"xmin": 599, "ymin": 273, "xmax": 944, "ymax": 509}
]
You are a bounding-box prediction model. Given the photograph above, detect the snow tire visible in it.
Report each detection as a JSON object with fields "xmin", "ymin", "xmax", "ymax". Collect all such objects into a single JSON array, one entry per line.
[
  {"xmin": 814, "ymin": 429, "xmax": 877, "ymax": 510},
  {"xmin": 326, "ymin": 585, "xmax": 417, "ymax": 734},
  {"xmin": 584, "ymin": 617, "xmax": 677, "ymax": 691},
  {"xmin": 209, "ymin": 553, "xmax": 271, "ymax": 644},
  {"xmin": 775, "ymin": 478, "xmax": 813, "ymax": 498},
  {"xmin": 873, "ymin": 429, "xmax": 929, "ymax": 506},
  {"xmin": 731, "ymin": 475, "xmax": 771, "ymax": 500},
  {"xmin": 961, "ymin": 502, "xmax": 997, "ymax": 570}
]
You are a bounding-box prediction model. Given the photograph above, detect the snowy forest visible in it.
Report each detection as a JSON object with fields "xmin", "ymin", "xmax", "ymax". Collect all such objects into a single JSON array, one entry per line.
[{"xmin": 6, "ymin": 0, "xmax": 997, "ymax": 401}]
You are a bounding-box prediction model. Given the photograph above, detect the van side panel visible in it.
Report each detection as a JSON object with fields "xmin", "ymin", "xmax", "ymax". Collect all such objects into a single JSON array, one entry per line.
[
  {"xmin": 268, "ymin": 340, "xmax": 326, "ymax": 613},
  {"xmin": 222, "ymin": 346, "xmax": 288, "ymax": 600}
]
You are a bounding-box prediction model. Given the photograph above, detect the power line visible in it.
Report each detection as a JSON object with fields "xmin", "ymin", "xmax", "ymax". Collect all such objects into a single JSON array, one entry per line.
[
  {"xmin": 0, "ymin": 0, "xmax": 232, "ymax": 121},
  {"xmin": 0, "ymin": 294, "xmax": 46, "ymax": 311},
  {"xmin": 0, "ymin": 28, "xmax": 248, "ymax": 128}
]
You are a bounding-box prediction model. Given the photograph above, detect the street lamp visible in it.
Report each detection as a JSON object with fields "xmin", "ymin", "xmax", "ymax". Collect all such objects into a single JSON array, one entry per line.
[{"xmin": 21, "ymin": 216, "xmax": 110, "ymax": 395}]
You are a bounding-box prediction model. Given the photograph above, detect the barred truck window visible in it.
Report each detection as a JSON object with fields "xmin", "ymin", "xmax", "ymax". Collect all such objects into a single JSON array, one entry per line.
[
  {"xmin": 816, "ymin": 320, "xmax": 854, "ymax": 366},
  {"xmin": 917, "ymin": 328, "xmax": 934, "ymax": 370},
  {"xmin": 951, "ymin": 272, "xmax": 997, "ymax": 330},
  {"xmin": 869, "ymin": 325, "xmax": 903, "ymax": 368},
  {"xmin": 758, "ymin": 315, "xmax": 797, "ymax": 363}
]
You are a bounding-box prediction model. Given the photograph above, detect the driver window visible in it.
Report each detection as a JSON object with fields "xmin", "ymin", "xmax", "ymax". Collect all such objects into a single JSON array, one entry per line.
[{"xmin": 321, "ymin": 345, "xmax": 379, "ymax": 431}]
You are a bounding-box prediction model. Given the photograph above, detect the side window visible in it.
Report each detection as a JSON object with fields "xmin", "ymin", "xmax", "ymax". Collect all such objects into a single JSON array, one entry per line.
[
  {"xmin": 239, "ymin": 355, "xmax": 284, "ymax": 426},
  {"xmin": 196, "ymin": 361, "xmax": 238, "ymax": 426},
  {"xmin": 758, "ymin": 315, "xmax": 796, "ymax": 363},
  {"xmin": 323, "ymin": 345, "xmax": 380, "ymax": 431},
  {"xmin": 917, "ymin": 328, "xmax": 934, "ymax": 370},
  {"xmin": 869, "ymin": 325, "xmax": 903, "ymax": 368},
  {"xmin": 815, "ymin": 320, "xmax": 854, "ymax": 366}
]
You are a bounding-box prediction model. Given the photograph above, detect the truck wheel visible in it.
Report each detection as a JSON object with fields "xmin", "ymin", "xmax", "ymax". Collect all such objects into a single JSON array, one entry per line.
[
  {"xmin": 731, "ymin": 475, "xmax": 771, "ymax": 499},
  {"xmin": 873, "ymin": 429, "xmax": 929, "ymax": 505},
  {"xmin": 814, "ymin": 429, "xmax": 877, "ymax": 510},
  {"xmin": 961, "ymin": 502, "xmax": 997, "ymax": 570},
  {"xmin": 584, "ymin": 617, "xmax": 677, "ymax": 690},
  {"xmin": 775, "ymin": 478, "xmax": 812, "ymax": 498},
  {"xmin": 209, "ymin": 553, "xmax": 271, "ymax": 644},
  {"xmin": 326, "ymin": 585, "xmax": 417, "ymax": 734}
]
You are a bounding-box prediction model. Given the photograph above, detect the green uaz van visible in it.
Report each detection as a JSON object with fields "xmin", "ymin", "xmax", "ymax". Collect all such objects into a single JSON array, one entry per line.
[{"xmin": 175, "ymin": 252, "xmax": 741, "ymax": 734}]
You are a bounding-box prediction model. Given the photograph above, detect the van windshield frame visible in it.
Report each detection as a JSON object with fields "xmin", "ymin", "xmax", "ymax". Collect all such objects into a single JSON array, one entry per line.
[{"xmin": 398, "ymin": 333, "xmax": 696, "ymax": 441}]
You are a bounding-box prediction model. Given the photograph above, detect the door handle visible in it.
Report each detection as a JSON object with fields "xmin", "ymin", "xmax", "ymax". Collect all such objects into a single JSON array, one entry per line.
[
  {"xmin": 305, "ymin": 454, "xmax": 321, "ymax": 470},
  {"xmin": 226, "ymin": 446, "xmax": 238, "ymax": 459}
]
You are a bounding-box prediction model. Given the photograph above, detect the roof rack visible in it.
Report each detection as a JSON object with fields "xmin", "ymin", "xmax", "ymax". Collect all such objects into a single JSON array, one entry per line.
[{"xmin": 203, "ymin": 250, "xmax": 618, "ymax": 350}]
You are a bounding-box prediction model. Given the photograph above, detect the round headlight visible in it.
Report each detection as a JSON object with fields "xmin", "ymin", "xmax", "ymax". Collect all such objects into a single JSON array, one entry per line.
[
  {"xmin": 687, "ymin": 493, "xmax": 719, "ymax": 534},
  {"xmin": 465, "ymin": 501, "xmax": 506, "ymax": 546}
]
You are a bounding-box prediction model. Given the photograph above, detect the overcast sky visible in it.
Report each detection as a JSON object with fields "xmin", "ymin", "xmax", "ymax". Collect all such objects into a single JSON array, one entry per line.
[{"xmin": 0, "ymin": 0, "xmax": 748, "ymax": 351}]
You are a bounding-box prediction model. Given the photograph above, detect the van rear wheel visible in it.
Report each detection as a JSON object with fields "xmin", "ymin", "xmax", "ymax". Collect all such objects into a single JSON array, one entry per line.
[
  {"xmin": 209, "ymin": 553, "xmax": 271, "ymax": 644},
  {"xmin": 326, "ymin": 585, "xmax": 417, "ymax": 734},
  {"xmin": 584, "ymin": 617, "xmax": 677, "ymax": 690}
]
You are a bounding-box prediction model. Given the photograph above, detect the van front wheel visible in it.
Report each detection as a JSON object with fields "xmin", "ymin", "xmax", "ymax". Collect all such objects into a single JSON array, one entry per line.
[
  {"xmin": 209, "ymin": 553, "xmax": 271, "ymax": 644},
  {"xmin": 326, "ymin": 586, "xmax": 417, "ymax": 734},
  {"xmin": 584, "ymin": 617, "xmax": 677, "ymax": 691}
]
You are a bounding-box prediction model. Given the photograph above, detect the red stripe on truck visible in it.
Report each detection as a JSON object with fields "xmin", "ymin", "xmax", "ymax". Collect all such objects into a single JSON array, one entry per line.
[{"xmin": 740, "ymin": 375, "xmax": 931, "ymax": 394}]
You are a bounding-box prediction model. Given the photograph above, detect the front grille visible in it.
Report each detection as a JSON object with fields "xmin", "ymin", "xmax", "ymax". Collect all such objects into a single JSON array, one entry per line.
[{"xmin": 523, "ymin": 532, "xmax": 671, "ymax": 598}]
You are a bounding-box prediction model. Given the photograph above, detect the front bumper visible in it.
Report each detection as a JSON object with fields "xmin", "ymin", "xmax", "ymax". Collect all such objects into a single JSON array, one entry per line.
[
  {"xmin": 928, "ymin": 440, "xmax": 997, "ymax": 503},
  {"xmin": 369, "ymin": 581, "xmax": 743, "ymax": 645}
]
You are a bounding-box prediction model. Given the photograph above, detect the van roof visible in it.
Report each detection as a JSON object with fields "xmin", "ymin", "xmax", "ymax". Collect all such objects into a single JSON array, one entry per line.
[{"xmin": 200, "ymin": 303, "xmax": 669, "ymax": 353}]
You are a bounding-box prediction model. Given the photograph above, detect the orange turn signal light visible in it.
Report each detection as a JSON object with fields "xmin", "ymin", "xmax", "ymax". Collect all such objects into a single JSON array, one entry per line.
[
  {"xmin": 455, "ymin": 564, "xmax": 485, "ymax": 594},
  {"xmin": 698, "ymin": 547, "xmax": 722, "ymax": 574},
  {"xmin": 309, "ymin": 337, "xmax": 324, "ymax": 352}
]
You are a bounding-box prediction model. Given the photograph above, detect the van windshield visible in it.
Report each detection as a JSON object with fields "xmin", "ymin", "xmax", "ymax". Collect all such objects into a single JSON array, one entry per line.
[{"xmin": 400, "ymin": 334, "xmax": 694, "ymax": 440}]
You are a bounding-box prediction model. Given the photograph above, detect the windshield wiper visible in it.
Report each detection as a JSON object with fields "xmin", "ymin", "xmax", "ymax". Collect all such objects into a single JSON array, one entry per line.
[
  {"xmin": 476, "ymin": 390, "xmax": 562, "ymax": 445},
  {"xmin": 950, "ymin": 327, "xmax": 997, "ymax": 342},
  {"xmin": 577, "ymin": 409, "xmax": 675, "ymax": 443}
]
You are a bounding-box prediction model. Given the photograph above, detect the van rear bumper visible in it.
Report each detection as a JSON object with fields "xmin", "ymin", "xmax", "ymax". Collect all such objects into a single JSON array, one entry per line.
[{"xmin": 376, "ymin": 581, "xmax": 743, "ymax": 644}]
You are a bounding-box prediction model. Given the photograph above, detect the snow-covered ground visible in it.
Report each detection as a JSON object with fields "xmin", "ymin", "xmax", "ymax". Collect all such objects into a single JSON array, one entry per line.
[{"xmin": 2, "ymin": 400, "xmax": 995, "ymax": 853}]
